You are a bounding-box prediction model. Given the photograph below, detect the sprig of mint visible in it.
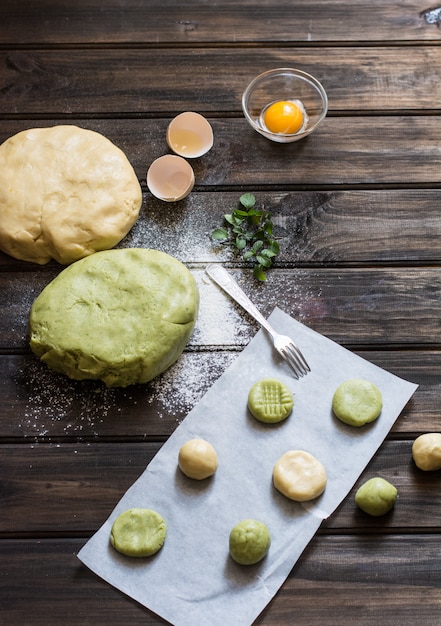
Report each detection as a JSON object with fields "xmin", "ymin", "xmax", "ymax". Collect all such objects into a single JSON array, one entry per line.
[{"xmin": 211, "ymin": 193, "xmax": 280, "ymax": 281}]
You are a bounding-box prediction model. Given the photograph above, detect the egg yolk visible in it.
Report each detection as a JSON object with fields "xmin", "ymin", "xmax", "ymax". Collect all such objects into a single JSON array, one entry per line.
[{"xmin": 263, "ymin": 100, "xmax": 304, "ymax": 134}]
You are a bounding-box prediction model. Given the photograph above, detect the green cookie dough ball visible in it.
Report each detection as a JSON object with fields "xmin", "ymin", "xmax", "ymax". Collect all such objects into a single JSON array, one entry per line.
[
  {"xmin": 332, "ymin": 379, "xmax": 382, "ymax": 427},
  {"xmin": 29, "ymin": 248, "xmax": 199, "ymax": 387},
  {"xmin": 110, "ymin": 508, "xmax": 167, "ymax": 557},
  {"xmin": 412, "ymin": 433, "xmax": 441, "ymax": 471},
  {"xmin": 229, "ymin": 519, "xmax": 271, "ymax": 565},
  {"xmin": 355, "ymin": 477, "xmax": 398, "ymax": 516},
  {"xmin": 248, "ymin": 378, "xmax": 294, "ymax": 424}
]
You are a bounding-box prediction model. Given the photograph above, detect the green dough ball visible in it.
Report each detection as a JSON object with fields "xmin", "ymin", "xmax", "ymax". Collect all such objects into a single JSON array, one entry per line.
[
  {"xmin": 229, "ymin": 519, "xmax": 271, "ymax": 565},
  {"xmin": 248, "ymin": 378, "xmax": 294, "ymax": 424},
  {"xmin": 332, "ymin": 379, "xmax": 382, "ymax": 427},
  {"xmin": 355, "ymin": 477, "xmax": 398, "ymax": 516},
  {"xmin": 110, "ymin": 508, "xmax": 167, "ymax": 557},
  {"xmin": 29, "ymin": 248, "xmax": 199, "ymax": 387}
]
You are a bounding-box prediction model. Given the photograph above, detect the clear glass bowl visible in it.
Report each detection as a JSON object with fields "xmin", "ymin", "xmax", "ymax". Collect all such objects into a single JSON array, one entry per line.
[{"xmin": 242, "ymin": 68, "xmax": 328, "ymax": 143}]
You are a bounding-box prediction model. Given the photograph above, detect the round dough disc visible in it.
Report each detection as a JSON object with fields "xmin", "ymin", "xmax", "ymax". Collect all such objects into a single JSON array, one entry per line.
[
  {"xmin": 29, "ymin": 248, "xmax": 199, "ymax": 387},
  {"xmin": 273, "ymin": 450, "xmax": 327, "ymax": 501},
  {"xmin": 247, "ymin": 378, "xmax": 294, "ymax": 423},
  {"xmin": 0, "ymin": 125, "xmax": 142, "ymax": 264},
  {"xmin": 332, "ymin": 379, "xmax": 382, "ymax": 427},
  {"xmin": 110, "ymin": 508, "xmax": 166, "ymax": 557}
]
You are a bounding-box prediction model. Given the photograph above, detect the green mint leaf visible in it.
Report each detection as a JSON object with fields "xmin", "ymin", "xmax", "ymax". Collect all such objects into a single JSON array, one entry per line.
[
  {"xmin": 256, "ymin": 254, "xmax": 272, "ymax": 268},
  {"xmin": 235, "ymin": 237, "xmax": 247, "ymax": 250},
  {"xmin": 239, "ymin": 193, "xmax": 256, "ymax": 209},
  {"xmin": 212, "ymin": 227, "xmax": 229, "ymax": 240},
  {"xmin": 253, "ymin": 264, "xmax": 267, "ymax": 281}
]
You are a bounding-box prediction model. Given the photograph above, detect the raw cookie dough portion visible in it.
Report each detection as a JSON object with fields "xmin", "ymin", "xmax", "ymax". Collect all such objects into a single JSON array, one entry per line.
[
  {"xmin": 0, "ymin": 125, "xmax": 142, "ymax": 264},
  {"xmin": 110, "ymin": 508, "xmax": 166, "ymax": 557},
  {"xmin": 178, "ymin": 438, "xmax": 218, "ymax": 479},
  {"xmin": 247, "ymin": 378, "xmax": 294, "ymax": 424},
  {"xmin": 355, "ymin": 477, "xmax": 398, "ymax": 516},
  {"xmin": 412, "ymin": 433, "xmax": 441, "ymax": 471},
  {"xmin": 332, "ymin": 378, "xmax": 382, "ymax": 427},
  {"xmin": 29, "ymin": 248, "xmax": 199, "ymax": 387},
  {"xmin": 229, "ymin": 519, "xmax": 271, "ymax": 565},
  {"xmin": 273, "ymin": 450, "xmax": 327, "ymax": 502}
]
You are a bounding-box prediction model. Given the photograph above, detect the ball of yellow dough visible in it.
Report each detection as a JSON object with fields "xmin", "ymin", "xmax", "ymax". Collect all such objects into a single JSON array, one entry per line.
[
  {"xmin": 178, "ymin": 438, "xmax": 218, "ymax": 480},
  {"xmin": 412, "ymin": 433, "xmax": 441, "ymax": 471},
  {"xmin": 273, "ymin": 450, "xmax": 327, "ymax": 501}
]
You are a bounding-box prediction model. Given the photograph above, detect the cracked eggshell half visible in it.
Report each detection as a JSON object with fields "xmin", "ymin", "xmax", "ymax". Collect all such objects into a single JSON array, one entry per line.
[
  {"xmin": 147, "ymin": 154, "xmax": 195, "ymax": 202},
  {"xmin": 166, "ymin": 112, "xmax": 213, "ymax": 158}
]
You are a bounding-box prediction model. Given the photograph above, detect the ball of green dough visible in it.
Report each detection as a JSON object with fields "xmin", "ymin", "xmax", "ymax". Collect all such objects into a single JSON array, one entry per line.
[
  {"xmin": 29, "ymin": 248, "xmax": 199, "ymax": 387},
  {"xmin": 229, "ymin": 519, "xmax": 271, "ymax": 565},
  {"xmin": 412, "ymin": 433, "xmax": 441, "ymax": 471},
  {"xmin": 247, "ymin": 378, "xmax": 294, "ymax": 424},
  {"xmin": 332, "ymin": 379, "xmax": 382, "ymax": 427},
  {"xmin": 355, "ymin": 477, "xmax": 398, "ymax": 516},
  {"xmin": 110, "ymin": 508, "xmax": 167, "ymax": 557}
]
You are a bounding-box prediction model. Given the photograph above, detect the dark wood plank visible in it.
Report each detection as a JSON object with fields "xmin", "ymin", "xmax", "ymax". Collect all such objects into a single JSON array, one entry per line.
[
  {"xmin": 1, "ymin": 441, "xmax": 440, "ymax": 534},
  {"xmin": 0, "ymin": 348, "xmax": 438, "ymax": 440},
  {"xmin": 0, "ymin": 118, "xmax": 440, "ymax": 187},
  {"xmin": 0, "ymin": 1, "xmax": 438, "ymax": 44},
  {"xmin": 1, "ymin": 535, "xmax": 440, "ymax": 625},
  {"xmin": 1, "ymin": 47, "xmax": 441, "ymax": 114},
  {"xmin": 1, "ymin": 189, "xmax": 440, "ymax": 271},
  {"xmin": 1, "ymin": 267, "xmax": 439, "ymax": 351}
]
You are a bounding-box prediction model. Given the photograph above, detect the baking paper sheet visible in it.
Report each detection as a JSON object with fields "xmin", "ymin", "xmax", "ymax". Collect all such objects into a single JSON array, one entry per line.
[{"xmin": 78, "ymin": 307, "xmax": 418, "ymax": 625}]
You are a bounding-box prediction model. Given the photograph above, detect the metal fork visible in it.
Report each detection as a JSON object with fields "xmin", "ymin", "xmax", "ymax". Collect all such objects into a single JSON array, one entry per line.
[{"xmin": 205, "ymin": 264, "xmax": 310, "ymax": 379}]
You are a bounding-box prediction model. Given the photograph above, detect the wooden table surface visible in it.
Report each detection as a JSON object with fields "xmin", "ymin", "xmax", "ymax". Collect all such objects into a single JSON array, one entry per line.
[{"xmin": 1, "ymin": 1, "xmax": 440, "ymax": 624}]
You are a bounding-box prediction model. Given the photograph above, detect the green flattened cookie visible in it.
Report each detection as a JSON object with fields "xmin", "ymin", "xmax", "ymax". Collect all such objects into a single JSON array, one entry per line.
[
  {"xmin": 110, "ymin": 508, "xmax": 167, "ymax": 557},
  {"xmin": 247, "ymin": 378, "xmax": 294, "ymax": 424},
  {"xmin": 229, "ymin": 519, "xmax": 271, "ymax": 565},
  {"xmin": 332, "ymin": 378, "xmax": 382, "ymax": 427}
]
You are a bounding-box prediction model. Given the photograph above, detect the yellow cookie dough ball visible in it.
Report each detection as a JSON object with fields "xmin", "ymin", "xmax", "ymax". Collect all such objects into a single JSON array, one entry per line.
[
  {"xmin": 229, "ymin": 519, "xmax": 271, "ymax": 565},
  {"xmin": 273, "ymin": 450, "xmax": 327, "ymax": 502},
  {"xmin": 178, "ymin": 438, "xmax": 218, "ymax": 480},
  {"xmin": 412, "ymin": 433, "xmax": 441, "ymax": 471}
]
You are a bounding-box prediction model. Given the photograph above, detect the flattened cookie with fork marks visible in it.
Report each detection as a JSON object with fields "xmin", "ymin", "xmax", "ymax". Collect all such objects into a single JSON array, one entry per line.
[{"xmin": 247, "ymin": 378, "xmax": 294, "ymax": 424}]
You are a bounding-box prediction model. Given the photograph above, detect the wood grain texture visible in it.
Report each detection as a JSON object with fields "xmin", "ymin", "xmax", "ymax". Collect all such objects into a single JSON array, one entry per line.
[
  {"xmin": 1, "ymin": 47, "xmax": 441, "ymax": 114},
  {"xmin": 0, "ymin": 1, "xmax": 439, "ymax": 44},
  {"xmin": 1, "ymin": 441, "xmax": 440, "ymax": 534},
  {"xmin": 0, "ymin": 349, "xmax": 438, "ymax": 440},
  {"xmin": 1, "ymin": 118, "xmax": 441, "ymax": 187},
  {"xmin": 0, "ymin": 0, "xmax": 440, "ymax": 623},
  {"xmin": 1, "ymin": 536, "xmax": 440, "ymax": 625}
]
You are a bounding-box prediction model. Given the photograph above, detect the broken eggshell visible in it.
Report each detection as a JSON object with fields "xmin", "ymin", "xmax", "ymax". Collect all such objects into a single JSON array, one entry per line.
[
  {"xmin": 166, "ymin": 112, "xmax": 213, "ymax": 158},
  {"xmin": 146, "ymin": 154, "xmax": 195, "ymax": 202}
]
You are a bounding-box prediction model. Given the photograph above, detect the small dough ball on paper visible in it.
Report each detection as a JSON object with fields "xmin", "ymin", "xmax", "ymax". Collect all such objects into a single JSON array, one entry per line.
[
  {"xmin": 247, "ymin": 378, "xmax": 294, "ymax": 423},
  {"xmin": 178, "ymin": 438, "xmax": 218, "ymax": 479},
  {"xmin": 110, "ymin": 508, "xmax": 166, "ymax": 557},
  {"xmin": 273, "ymin": 450, "xmax": 327, "ymax": 502},
  {"xmin": 332, "ymin": 378, "xmax": 382, "ymax": 427},
  {"xmin": 229, "ymin": 519, "xmax": 271, "ymax": 565},
  {"xmin": 355, "ymin": 477, "xmax": 398, "ymax": 516},
  {"xmin": 0, "ymin": 125, "xmax": 142, "ymax": 264},
  {"xmin": 412, "ymin": 433, "xmax": 441, "ymax": 471}
]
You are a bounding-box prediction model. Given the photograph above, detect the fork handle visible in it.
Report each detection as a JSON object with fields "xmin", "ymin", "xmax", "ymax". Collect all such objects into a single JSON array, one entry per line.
[{"xmin": 205, "ymin": 264, "xmax": 275, "ymax": 336}]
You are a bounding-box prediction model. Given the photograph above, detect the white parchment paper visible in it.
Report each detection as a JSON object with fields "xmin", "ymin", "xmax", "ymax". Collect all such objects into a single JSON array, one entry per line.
[{"xmin": 78, "ymin": 307, "xmax": 418, "ymax": 625}]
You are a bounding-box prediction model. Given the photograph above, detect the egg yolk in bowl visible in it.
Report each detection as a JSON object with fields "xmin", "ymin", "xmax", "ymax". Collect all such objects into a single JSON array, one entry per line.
[{"xmin": 262, "ymin": 100, "xmax": 305, "ymax": 134}]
